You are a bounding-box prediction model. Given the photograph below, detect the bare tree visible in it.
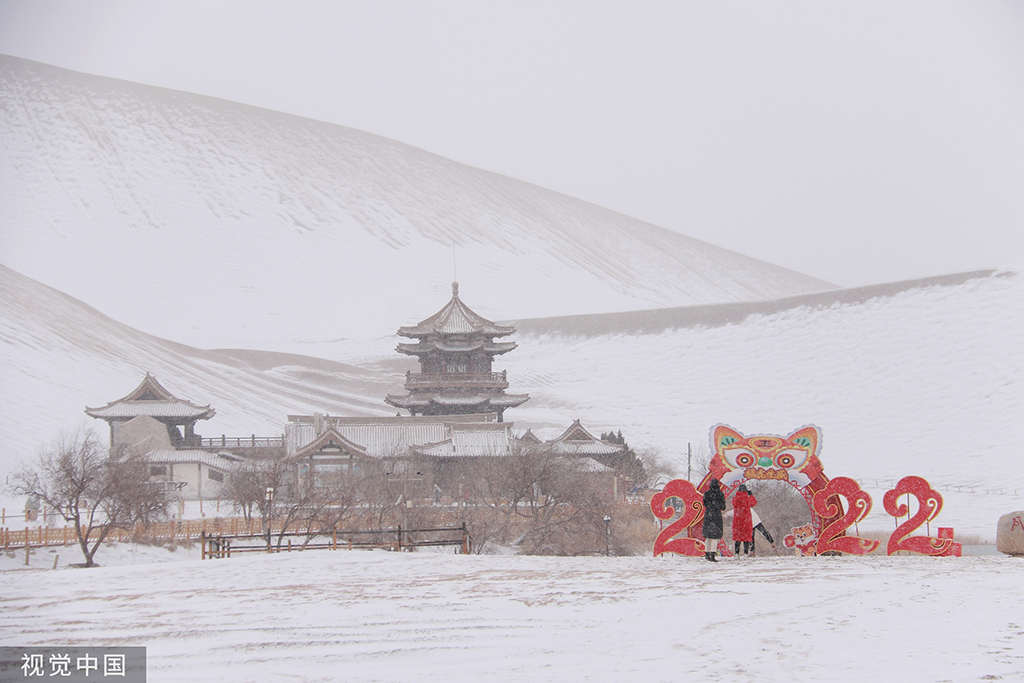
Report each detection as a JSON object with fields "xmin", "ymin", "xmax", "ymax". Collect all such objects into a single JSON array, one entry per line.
[
  {"xmin": 633, "ymin": 447, "xmax": 679, "ymax": 490},
  {"xmin": 458, "ymin": 443, "xmax": 615, "ymax": 555},
  {"xmin": 6, "ymin": 429, "xmax": 167, "ymax": 567},
  {"xmin": 225, "ymin": 457, "xmax": 299, "ymax": 549}
]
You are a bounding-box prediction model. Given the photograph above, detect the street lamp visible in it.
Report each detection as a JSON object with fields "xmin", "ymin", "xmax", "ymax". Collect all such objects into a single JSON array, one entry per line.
[
  {"xmin": 264, "ymin": 486, "xmax": 275, "ymax": 548},
  {"xmin": 603, "ymin": 514, "xmax": 611, "ymax": 556}
]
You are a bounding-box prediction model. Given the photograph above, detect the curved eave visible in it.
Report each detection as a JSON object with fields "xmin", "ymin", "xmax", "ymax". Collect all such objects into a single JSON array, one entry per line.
[
  {"xmin": 385, "ymin": 395, "xmax": 432, "ymax": 409},
  {"xmin": 85, "ymin": 403, "xmax": 216, "ymax": 421},
  {"xmin": 487, "ymin": 394, "xmax": 530, "ymax": 408},
  {"xmin": 386, "ymin": 393, "xmax": 528, "ymax": 410},
  {"xmin": 397, "ymin": 325, "xmax": 515, "ymax": 339},
  {"xmin": 396, "ymin": 340, "xmax": 517, "ymax": 356}
]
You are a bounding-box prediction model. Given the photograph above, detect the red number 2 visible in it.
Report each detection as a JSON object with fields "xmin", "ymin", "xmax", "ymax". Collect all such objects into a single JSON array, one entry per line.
[
  {"xmin": 883, "ymin": 476, "xmax": 961, "ymax": 556},
  {"xmin": 812, "ymin": 477, "xmax": 879, "ymax": 555},
  {"xmin": 651, "ymin": 479, "xmax": 705, "ymax": 557}
]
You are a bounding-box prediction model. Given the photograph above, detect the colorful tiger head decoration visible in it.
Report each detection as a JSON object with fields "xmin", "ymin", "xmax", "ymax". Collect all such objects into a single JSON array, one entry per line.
[{"xmin": 708, "ymin": 425, "xmax": 825, "ymax": 489}]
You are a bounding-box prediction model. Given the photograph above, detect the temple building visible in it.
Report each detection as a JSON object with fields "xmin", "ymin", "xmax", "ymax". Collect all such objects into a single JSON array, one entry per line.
[
  {"xmin": 385, "ymin": 282, "xmax": 529, "ymax": 421},
  {"xmin": 85, "ymin": 373, "xmax": 215, "ymax": 448},
  {"xmin": 83, "ymin": 288, "xmax": 635, "ymax": 502}
]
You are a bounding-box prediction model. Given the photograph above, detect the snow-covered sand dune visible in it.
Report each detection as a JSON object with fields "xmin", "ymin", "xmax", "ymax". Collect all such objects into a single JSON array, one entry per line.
[
  {"xmin": 0, "ymin": 54, "xmax": 832, "ymax": 354},
  {"xmin": 2, "ymin": 550, "xmax": 1022, "ymax": 682}
]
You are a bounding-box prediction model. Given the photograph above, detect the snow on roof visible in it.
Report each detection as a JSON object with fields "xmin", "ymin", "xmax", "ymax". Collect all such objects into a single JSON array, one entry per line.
[
  {"xmin": 287, "ymin": 415, "xmax": 514, "ymax": 458},
  {"xmin": 86, "ymin": 401, "xmax": 216, "ymax": 420},
  {"xmin": 145, "ymin": 449, "xmax": 241, "ymax": 470},
  {"xmin": 397, "ymin": 282, "xmax": 516, "ymax": 338},
  {"xmin": 546, "ymin": 420, "xmax": 625, "ymax": 456},
  {"xmin": 85, "ymin": 373, "xmax": 215, "ymax": 421},
  {"xmin": 415, "ymin": 429, "xmax": 512, "ymax": 458},
  {"xmin": 571, "ymin": 457, "xmax": 615, "ymax": 474}
]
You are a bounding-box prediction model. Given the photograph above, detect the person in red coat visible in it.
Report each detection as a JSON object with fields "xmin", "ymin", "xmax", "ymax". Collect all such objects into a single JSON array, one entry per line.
[{"xmin": 731, "ymin": 484, "xmax": 757, "ymax": 556}]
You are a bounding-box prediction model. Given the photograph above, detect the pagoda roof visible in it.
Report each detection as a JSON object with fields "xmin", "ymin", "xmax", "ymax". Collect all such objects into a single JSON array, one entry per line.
[
  {"xmin": 412, "ymin": 428, "xmax": 512, "ymax": 458},
  {"xmin": 398, "ymin": 282, "xmax": 516, "ymax": 338},
  {"xmin": 546, "ymin": 420, "xmax": 625, "ymax": 456},
  {"xmin": 385, "ymin": 393, "xmax": 529, "ymax": 410},
  {"xmin": 85, "ymin": 373, "xmax": 215, "ymax": 422},
  {"xmin": 396, "ymin": 339, "xmax": 517, "ymax": 356},
  {"xmin": 284, "ymin": 414, "xmax": 507, "ymax": 458},
  {"xmin": 517, "ymin": 429, "xmax": 543, "ymax": 445},
  {"xmin": 145, "ymin": 449, "xmax": 242, "ymax": 469},
  {"xmin": 284, "ymin": 427, "xmax": 369, "ymax": 463}
]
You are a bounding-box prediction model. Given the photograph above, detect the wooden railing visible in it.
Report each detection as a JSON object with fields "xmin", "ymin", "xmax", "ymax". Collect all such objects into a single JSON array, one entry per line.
[
  {"xmin": 201, "ymin": 523, "xmax": 472, "ymax": 558},
  {"xmin": 404, "ymin": 370, "xmax": 508, "ymax": 388},
  {"xmin": 1, "ymin": 517, "xmax": 274, "ymax": 551},
  {"xmin": 199, "ymin": 435, "xmax": 285, "ymax": 448}
]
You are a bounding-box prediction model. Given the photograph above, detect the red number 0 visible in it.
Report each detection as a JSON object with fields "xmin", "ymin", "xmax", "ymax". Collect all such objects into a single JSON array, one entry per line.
[
  {"xmin": 883, "ymin": 476, "xmax": 961, "ymax": 556},
  {"xmin": 812, "ymin": 477, "xmax": 879, "ymax": 555},
  {"xmin": 650, "ymin": 479, "xmax": 705, "ymax": 557}
]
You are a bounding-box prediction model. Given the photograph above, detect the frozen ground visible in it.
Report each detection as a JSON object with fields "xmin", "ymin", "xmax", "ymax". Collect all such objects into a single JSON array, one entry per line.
[{"xmin": 2, "ymin": 548, "xmax": 1022, "ymax": 682}]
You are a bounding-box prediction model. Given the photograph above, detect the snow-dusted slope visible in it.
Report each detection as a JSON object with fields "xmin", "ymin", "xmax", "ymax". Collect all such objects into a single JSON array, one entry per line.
[
  {"xmin": 0, "ymin": 263, "xmax": 403, "ymax": 472},
  {"xmin": 2, "ymin": 263, "xmax": 1020, "ymax": 536},
  {"xmin": 0, "ymin": 55, "xmax": 832, "ymax": 354},
  {"xmin": 505, "ymin": 267, "xmax": 1024, "ymax": 502}
]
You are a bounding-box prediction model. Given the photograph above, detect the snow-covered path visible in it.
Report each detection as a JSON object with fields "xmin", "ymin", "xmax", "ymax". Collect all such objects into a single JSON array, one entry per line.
[{"xmin": 2, "ymin": 550, "xmax": 1022, "ymax": 682}]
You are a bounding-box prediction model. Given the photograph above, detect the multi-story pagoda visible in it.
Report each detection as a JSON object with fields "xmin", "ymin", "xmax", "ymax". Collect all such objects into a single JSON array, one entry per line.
[{"xmin": 385, "ymin": 282, "xmax": 529, "ymax": 421}]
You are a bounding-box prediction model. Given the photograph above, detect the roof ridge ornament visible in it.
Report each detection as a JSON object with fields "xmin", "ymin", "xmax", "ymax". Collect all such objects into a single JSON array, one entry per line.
[{"xmin": 452, "ymin": 281, "xmax": 459, "ymax": 296}]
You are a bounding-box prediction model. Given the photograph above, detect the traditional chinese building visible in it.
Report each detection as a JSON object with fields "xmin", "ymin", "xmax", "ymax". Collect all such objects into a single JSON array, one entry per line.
[
  {"xmin": 385, "ymin": 282, "xmax": 529, "ymax": 421},
  {"xmin": 85, "ymin": 373, "xmax": 215, "ymax": 448}
]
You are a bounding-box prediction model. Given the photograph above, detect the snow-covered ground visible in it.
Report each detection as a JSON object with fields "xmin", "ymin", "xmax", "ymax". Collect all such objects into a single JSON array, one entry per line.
[{"xmin": 2, "ymin": 548, "xmax": 1022, "ymax": 682}]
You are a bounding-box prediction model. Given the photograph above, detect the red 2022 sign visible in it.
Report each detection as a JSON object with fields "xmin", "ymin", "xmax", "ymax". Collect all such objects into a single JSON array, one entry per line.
[{"xmin": 653, "ymin": 474, "xmax": 961, "ymax": 557}]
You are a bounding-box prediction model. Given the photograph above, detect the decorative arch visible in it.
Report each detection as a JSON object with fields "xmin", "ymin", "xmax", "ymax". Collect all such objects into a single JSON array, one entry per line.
[
  {"xmin": 653, "ymin": 424, "xmax": 957, "ymax": 558},
  {"xmin": 691, "ymin": 424, "xmax": 842, "ymax": 557}
]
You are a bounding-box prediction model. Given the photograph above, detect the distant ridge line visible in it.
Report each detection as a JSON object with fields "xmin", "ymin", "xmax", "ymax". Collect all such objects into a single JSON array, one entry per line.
[{"xmin": 510, "ymin": 269, "xmax": 1002, "ymax": 336}]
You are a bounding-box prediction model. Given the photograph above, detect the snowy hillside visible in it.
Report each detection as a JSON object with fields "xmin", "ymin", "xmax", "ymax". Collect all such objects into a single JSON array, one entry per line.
[
  {"xmin": 2, "ymin": 263, "xmax": 1021, "ymax": 536},
  {"xmin": 503, "ymin": 267, "xmax": 1024, "ymax": 532},
  {"xmin": 0, "ymin": 55, "xmax": 833, "ymax": 355}
]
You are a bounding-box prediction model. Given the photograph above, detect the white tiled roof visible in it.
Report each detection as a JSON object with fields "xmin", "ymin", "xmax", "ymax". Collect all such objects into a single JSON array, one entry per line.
[
  {"xmin": 287, "ymin": 421, "xmax": 446, "ymax": 458},
  {"xmin": 397, "ymin": 283, "xmax": 515, "ymax": 338},
  {"xmin": 548, "ymin": 440, "xmax": 624, "ymax": 456},
  {"xmin": 87, "ymin": 401, "xmax": 215, "ymax": 419},
  {"xmin": 571, "ymin": 457, "xmax": 615, "ymax": 473},
  {"xmin": 145, "ymin": 449, "xmax": 242, "ymax": 470}
]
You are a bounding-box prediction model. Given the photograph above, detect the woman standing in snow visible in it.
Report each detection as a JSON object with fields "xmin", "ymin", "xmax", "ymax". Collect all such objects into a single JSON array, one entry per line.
[
  {"xmin": 731, "ymin": 483, "xmax": 757, "ymax": 556},
  {"xmin": 702, "ymin": 478, "xmax": 726, "ymax": 562}
]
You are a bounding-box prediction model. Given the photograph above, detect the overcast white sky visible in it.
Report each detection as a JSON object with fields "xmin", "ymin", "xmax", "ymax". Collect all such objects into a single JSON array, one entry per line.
[{"xmin": 1, "ymin": 0, "xmax": 1022, "ymax": 287}]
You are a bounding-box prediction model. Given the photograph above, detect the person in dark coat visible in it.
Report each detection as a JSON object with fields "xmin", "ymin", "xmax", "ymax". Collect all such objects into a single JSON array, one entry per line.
[
  {"xmin": 732, "ymin": 483, "xmax": 757, "ymax": 556},
  {"xmin": 702, "ymin": 478, "xmax": 726, "ymax": 562}
]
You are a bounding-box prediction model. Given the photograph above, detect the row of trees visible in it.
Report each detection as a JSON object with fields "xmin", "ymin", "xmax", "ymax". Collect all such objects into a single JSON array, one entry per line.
[
  {"xmin": 7, "ymin": 429, "xmax": 676, "ymax": 565},
  {"xmin": 225, "ymin": 440, "xmax": 674, "ymax": 555}
]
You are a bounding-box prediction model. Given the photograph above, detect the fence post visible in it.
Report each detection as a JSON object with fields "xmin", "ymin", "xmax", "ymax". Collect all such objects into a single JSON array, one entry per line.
[
  {"xmin": 397, "ymin": 525, "xmax": 402, "ymax": 552},
  {"xmin": 461, "ymin": 523, "xmax": 469, "ymax": 555},
  {"xmin": 332, "ymin": 528, "xmax": 337, "ymax": 550},
  {"xmin": 201, "ymin": 531, "xmax": 206, "ymax": 560}
]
